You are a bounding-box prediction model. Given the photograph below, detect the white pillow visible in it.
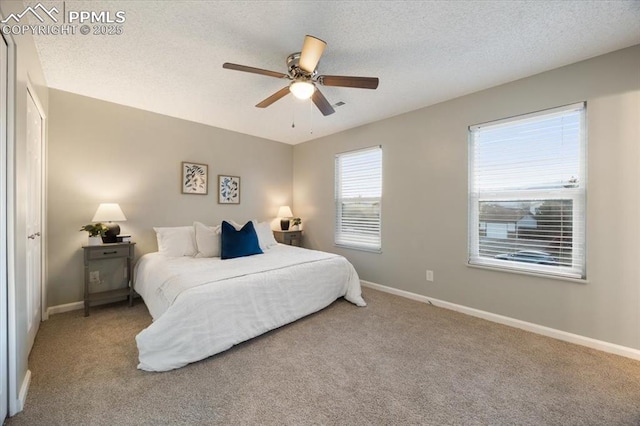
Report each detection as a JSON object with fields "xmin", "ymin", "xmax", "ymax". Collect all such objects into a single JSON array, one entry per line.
[
  {"xmin": 153, "ymin": 226, "xmax": 197, "ymax": 257},
  {"xmin": 252, "ymin": 220, "xmax": 278, "ymax": 251},
  {"xmin": 194, "ymin": 221, "xmax": 221, "ymax": 258}
]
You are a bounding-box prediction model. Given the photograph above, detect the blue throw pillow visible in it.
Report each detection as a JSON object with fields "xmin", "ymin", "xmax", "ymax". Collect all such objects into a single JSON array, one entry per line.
[{"xmin": 220, "ymin": 220, "xmax": 263, "ymax": 260}]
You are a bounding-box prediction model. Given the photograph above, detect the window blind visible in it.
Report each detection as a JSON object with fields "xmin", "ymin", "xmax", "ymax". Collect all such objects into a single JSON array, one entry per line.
[
  {"xmin": 335, "ymin": 146, "xmax": 382, "ymax": 251},
  {"xmin": 468, "ymin": 103, "xmax": 586, "ymax": 279}
]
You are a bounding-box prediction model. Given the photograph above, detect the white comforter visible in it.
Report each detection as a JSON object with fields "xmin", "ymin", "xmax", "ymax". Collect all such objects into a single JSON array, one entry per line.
[{"xmin": 134, "ymin": 244, "xmax": 366, "ymax": 371}]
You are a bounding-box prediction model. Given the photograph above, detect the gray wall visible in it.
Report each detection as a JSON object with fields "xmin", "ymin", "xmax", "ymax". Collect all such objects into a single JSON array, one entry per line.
[
  {"xmin": 293, "ymin": 45, "xmax": 640, "ymax": 350},
  {"xmin": 0, "ymin": 0, "xmax": 49, "ymax": 413},
  {"xmin": 47, "ymin": 89, "xmax": 293, "ymax": 307}
]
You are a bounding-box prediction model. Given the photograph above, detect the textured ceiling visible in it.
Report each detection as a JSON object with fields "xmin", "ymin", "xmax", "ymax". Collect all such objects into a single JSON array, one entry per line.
[{"xmin": 31, "ymin": 1, "xmax": 640, "ymax": 144}]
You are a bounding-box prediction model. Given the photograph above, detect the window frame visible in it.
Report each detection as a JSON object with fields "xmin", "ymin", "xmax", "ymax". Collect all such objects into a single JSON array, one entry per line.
[
  {"xmin": 334, "ymin": 146, "xmax": 383, "ymax": 253},
  {"xmin": 468, "ymin": 103, "xmax": 587, "ymax": 280}
]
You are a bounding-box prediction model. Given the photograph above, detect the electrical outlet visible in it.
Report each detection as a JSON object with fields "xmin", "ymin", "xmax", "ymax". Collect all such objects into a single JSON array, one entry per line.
[
  {"xmin": 426, "ymin": 270, "xmax": 434, "ymax": 282},
  {"xmin": 89, "ymin": 271, "xmax": 100, "ymax": 284}
]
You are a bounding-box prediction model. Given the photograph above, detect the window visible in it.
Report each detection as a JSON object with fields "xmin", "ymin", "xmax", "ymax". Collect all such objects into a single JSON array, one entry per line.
[
  {"xmin": 468, "ymin": 103, "xmax": 586, "ymax": 279},
  {"xmin": 335, "ymin": 146, "xmax": 382, "ymax": 252}
]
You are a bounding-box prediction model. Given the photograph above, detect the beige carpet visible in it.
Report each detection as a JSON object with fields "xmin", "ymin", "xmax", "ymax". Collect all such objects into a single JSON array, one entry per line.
[{"xmin": 5, "ymin": 288, "xmax": 640, "ymax": 425}]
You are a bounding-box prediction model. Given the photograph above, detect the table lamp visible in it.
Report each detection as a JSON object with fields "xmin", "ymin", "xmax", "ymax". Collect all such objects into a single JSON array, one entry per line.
[
  {"xmin": 92, "ymin": 203, "xmax": 127, "ymax": 243},
  {"xmin": 278, "ymin": 206, "xmax": 293, "ymax": 230}
]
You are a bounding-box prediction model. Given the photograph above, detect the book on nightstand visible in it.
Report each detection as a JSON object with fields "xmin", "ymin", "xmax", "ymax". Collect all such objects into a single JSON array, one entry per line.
[{"xmin": 117, "ymin": 235, "xmax": 132, "ymax": 243}]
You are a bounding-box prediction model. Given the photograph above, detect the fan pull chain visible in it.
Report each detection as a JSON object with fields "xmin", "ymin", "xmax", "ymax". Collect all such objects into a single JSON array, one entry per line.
[
  {"xmin": 309, "ymin": 98, "xmax": 313, "ymax": 135},
  {"xmin": 291, "ymin": 99, "xmax": 296, "ymax": 128}
]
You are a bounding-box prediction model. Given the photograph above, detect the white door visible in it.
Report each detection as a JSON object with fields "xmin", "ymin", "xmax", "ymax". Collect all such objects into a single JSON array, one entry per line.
[
  {"xmin": 1, "ymin": 32, "xmax": 9, "ymax": 423},
  {"xmin": 25, "ymin": 88, "xmax": 43, "ymax": 353}
]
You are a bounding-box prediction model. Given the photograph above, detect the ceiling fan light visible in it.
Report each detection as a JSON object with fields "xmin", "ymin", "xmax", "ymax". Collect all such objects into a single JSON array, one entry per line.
[{"xmin": 289, "ymin": 81, "xmax": 315, "ymax": 100}]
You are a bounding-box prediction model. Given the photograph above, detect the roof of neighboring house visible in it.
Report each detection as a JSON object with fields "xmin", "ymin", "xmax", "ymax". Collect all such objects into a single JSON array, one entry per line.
[{"xmin": 480, "ymin": 205, "xmax": 532, "ymax": 223}]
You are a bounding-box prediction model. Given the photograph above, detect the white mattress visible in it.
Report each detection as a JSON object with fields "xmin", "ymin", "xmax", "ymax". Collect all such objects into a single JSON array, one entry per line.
[{"xmin": 134, "ymin": 244, "xmax": 366, "ymax": 371}]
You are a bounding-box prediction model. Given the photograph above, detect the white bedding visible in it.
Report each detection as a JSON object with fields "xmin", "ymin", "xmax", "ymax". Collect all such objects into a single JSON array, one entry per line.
[{"xmin": 134, "ymin": 244, "xmax": 366, "ymax": 371}]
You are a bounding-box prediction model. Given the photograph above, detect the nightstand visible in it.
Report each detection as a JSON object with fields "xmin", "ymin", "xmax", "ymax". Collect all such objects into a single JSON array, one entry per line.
[
  {"xmin": 273, "ymin": 230, "xmax": 302, "ymax": 246},
  {"xmin": 82, "ymin": 242, "xmax": 135, "ymax": 316}
]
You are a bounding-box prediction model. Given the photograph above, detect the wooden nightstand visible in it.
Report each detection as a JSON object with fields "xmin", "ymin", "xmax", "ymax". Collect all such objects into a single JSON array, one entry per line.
[
  {"xmin": 82, "ymin": 242, "xmax": 135, "ymax": 316},
  {"xmin": 273, "ymin": 230, "xmax": 302, "ymax": 246}
]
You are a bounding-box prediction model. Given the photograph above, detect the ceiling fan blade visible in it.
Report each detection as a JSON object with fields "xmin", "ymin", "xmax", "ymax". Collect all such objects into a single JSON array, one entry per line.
[
  {"xmin": 318, "ymin": 75, "xmax": 379, "ymax": 89},
  {"xmin": 223, "ymin": 63, "xmax": 287, "ymax": 79},
  {"xmin": 312, "ymin": 89, "xmax": 335, "ymax": 116},
  {"xmin": 299, "ymin": 35, "xmax": 326, "ymax": 73},
  {"xmin": 256, "ymin": 86, "xmax": 290, "ymax": 108}
]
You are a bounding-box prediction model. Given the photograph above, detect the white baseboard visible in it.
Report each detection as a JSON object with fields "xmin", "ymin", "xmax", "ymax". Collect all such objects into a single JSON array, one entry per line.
[
  {"xmin": 18, "ymin": 369, "xmax": 31, "ymax": 411},
  {"xmin": 360, "ymin": 280, "xmax": 640, "ymax": 362},
  {"xmin": 46, "ymin": 301, "xmax": 83, "ymax": 316},
  {"xmin": 10, "ymin": 369, "xmax": 30, "ymax": 415},
  {"xmin": 47, "ymin": 296, "xmax": 133, "ymax": 317}
]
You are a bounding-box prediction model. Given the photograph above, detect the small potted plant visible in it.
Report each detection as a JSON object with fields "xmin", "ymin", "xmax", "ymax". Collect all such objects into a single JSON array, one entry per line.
[
  {"xmin": 291, "ymin": 217, "xmax": 302, "ymax": 231},
  {"xmin": 80, "ymin": 223, "xmax": 108, "ymax": 246}
]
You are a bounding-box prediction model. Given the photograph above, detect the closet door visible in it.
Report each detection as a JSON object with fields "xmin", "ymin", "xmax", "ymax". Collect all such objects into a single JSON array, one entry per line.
[
  {"xmin": 25, "ymin": 87, "xmax": 43, "ymax": 354},
  {"xmin": 1, "ymin": 32, "xmax": 9, "ymax": 423}
]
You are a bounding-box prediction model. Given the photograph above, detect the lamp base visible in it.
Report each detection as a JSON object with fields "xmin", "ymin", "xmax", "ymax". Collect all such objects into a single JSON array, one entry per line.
[
  {"xmin": 102, "ymin": 223, "xmax": 120, "ymax": 244},
  {"xmin": 280, "ymin": 219, "xmax": 290, "ymax": 231}
]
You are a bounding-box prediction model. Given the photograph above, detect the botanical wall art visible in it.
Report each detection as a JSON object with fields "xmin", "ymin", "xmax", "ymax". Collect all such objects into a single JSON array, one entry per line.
[
  {"xmin": 218, "ymin": 175, "xmax": 240, "ymax": 204},
  {"xmin": 182, "ymin": 162, "xmax": 208, "ymax": 195}
]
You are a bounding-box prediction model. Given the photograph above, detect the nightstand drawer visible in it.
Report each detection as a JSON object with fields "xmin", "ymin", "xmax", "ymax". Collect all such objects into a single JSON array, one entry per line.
[
  {"xmin": 273, "ymin": 230, "xmax": 302, "ymax": 246},
  {"xmin": 86, "ymin": 246, "xmax": 130, "ymax": 260}
]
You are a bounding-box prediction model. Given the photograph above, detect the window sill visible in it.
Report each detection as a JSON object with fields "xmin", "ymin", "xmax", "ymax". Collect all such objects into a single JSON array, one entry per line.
[
  {"xmin": 466, "ymin": 262, "xmax": 588, "ymax": 284},
  {"xmin": 334, "ymin": 244, "xmax": 382, "ymax": 254}
]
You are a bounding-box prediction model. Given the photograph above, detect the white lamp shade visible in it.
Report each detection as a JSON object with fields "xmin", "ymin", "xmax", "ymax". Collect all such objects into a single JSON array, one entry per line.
[
  {"xmin": 277, "ymin": 206, "xmax": 293, "ymax": 218},
  {"xmin": 289, "ymin": 81, "xmax": 315, "ymax": 100},
  {"xmin": 92, "ymin": 203, "xmax": 127, "ymax": 222}
]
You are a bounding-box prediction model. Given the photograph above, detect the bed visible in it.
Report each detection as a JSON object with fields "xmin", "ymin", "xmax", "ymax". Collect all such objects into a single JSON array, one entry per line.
[{"xmin": 134, "ymin": 223, "xmax": 366, "ymax": 372}]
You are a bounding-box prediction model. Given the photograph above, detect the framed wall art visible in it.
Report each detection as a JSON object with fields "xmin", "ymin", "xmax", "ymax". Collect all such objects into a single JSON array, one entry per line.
[
  {"xmin": 181, "ymin": 162, "xmax": 208, "ymax": 195},
  {"xmin": 218, "ymin": 175, "xmax": 240, "ymax": 204}
]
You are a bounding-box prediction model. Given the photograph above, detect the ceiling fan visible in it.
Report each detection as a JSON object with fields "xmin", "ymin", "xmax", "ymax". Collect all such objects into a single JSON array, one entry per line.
[{"xmin": 222, "ymin": 35, "xmax": 379, "ymax": 116}]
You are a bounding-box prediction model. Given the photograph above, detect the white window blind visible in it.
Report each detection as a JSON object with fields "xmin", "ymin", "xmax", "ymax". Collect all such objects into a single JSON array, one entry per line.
[
  {"xmin": 468, "ymin": 103, "xmax": 586, "ymax": 279},
  {"xmin": 335, "ymin": 146, "xmax": 382, "ymax": 252}
]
